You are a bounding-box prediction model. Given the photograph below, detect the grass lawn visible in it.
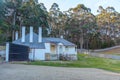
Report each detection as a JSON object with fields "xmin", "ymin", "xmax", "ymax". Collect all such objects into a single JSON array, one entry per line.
[{"xmin": 24, "ymin": 54, "xmax": 120, "ymax": 73}]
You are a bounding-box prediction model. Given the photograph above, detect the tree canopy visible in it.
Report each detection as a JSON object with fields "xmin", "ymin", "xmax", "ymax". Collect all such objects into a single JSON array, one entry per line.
[{"xmin": 0, "ymin": 1, "xmax": 120, "ymax": 49}]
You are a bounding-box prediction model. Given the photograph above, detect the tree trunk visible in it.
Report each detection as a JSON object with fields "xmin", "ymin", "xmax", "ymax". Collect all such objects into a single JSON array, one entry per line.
[
  {"xmin": 80, "ymin": 33, "xmax": 84, "ymax": 53},
  {"xmin": 19, "ymin": 19, "xmax": 22, "ymax": 38},
  {"xmin": 12, "ymin": 31, "xmax": 15, "ymax": 41},
  {"xmin": 12, "ymin": 12, "xmax": 16, "ymax": 41}
]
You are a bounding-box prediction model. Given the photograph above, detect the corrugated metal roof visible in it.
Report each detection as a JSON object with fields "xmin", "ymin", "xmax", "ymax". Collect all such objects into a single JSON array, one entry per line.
[
  {"xmin": 42, "ymin": 38, "xmax": 75, "ymax": 46},
  {"xmin": 13, "ymin": 32, "xmax": 75, "ymax": 48},
  {"xmin": 13, "ymin": 33, "xmax": 45, "ymax": 49}
]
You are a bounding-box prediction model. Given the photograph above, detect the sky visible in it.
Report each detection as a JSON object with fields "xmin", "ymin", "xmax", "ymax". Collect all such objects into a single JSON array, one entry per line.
[{"xmin": 38, "ymin": 0, "xmax": 120, "ymax": 15}]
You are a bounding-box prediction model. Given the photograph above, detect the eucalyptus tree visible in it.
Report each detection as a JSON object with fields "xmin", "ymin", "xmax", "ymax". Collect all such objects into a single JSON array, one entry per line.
[
  {"xmin": 39, "ymin": 3, "xmax": 51, "ymax": 35},
  {"xmin": 0, "ymin": 0, "xmax": 5, "ymax": 27},
  {"xmin": 97, "ymin": 6, "xmax": 120, "ymax": 46},
  {"xmin": 39, "ymin": 3, "xmax": 47, "ymax": 12},
  {"xmin": 66, "ymin": 4, "xmax": 96, "ymax": 51},
  {"xmin": 0, "ymin": 0, "xmax": 8, "ymax": 42},
  {"xmin": 5, "ymin": 0, "xmax": 23, "ymax": 41},
  {"xmin": 49, "ymin": 3, "xmax": 64, "ymax": 37},
  {"xmin": 4, "ymin": 0, "xmax": 49, "ymax": 41},
  {"xmin": 0, "ymin": 1, "xmax": 4, "ymax": 21},
  {"xmin": 16, "ymin": 0, "xmax": 49, "ymax": 36},
  {"xmin": 0, "ymin": 0, "xmax": 5, "ymax": 21},
  {"xmin": 114, "ymin": 12, "xmax": 120, "ymax": 45}
]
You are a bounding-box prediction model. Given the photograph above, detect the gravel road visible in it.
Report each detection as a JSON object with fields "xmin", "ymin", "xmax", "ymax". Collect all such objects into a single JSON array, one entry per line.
[{"xmin": 0, "ymin": 63, "xmax": 120, "ymax": 80}]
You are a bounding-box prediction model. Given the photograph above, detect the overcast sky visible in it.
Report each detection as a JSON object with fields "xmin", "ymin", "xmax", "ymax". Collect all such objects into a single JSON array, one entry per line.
[{"xmin": 38, "ymin": 0, "xmax": 120, "ymax": 15}]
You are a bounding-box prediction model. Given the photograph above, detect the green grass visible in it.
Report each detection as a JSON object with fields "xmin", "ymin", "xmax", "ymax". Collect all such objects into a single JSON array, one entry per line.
[{"xmin": 24, "ymin": 54, "xmax": 120, "ymax": 73}]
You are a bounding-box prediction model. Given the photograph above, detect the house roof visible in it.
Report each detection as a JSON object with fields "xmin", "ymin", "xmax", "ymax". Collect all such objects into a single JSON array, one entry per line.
[
  {"xmin": 13, "ymin": 33, "xmax": 45, "ymax": 49},
  {"xmin": 42, "ymin": 38, "xmax": 75, "ymax": 46},
  {"xmin": 13, "ymin": 33, "xmax": 75, "ymax": 48}
]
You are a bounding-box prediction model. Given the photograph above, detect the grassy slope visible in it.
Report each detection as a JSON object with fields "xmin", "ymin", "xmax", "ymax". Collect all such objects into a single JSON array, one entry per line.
[
  {"xmin": 97, "ymin": 47, "xmax": 120, "ymax": 55},
  {"xmin": 26, "ymin": 54, "xmax": 120, "ymax": 73}
]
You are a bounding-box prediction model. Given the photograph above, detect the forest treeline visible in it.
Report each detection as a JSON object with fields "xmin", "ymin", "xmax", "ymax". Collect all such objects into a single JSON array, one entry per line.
[{"xmin": 0, "ymin": 0, "xmax": 120, "ymax": 50}]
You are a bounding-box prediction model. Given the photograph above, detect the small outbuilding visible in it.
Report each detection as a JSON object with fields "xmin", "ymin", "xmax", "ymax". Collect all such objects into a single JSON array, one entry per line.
[{"xmin": 6, "ymin": 26, "xmax": 77, "ymax": 61}]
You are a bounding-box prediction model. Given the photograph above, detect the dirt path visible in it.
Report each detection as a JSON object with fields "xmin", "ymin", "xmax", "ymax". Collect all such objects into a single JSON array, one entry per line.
[{"xmin": 0, "ymin": 63, "xmax": 120, "ymax": 80}]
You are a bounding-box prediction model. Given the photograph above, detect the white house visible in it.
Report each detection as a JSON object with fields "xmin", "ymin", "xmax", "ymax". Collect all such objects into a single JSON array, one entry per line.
[{"xmin": 6, "ymin": 26, "xmax": 77, "ymax": 61}]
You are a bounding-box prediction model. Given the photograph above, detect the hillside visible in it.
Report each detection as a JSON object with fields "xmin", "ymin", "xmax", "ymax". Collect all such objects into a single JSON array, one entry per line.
[{"xmin": 95, "ymin": 47, "xmax": 120, "ymax": 55}]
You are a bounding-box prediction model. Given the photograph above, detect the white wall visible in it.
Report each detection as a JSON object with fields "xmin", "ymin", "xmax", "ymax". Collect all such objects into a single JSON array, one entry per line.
[
  {"xmin": 28, "ymin": 44, "xmax": 77, "ymax": 60},
  {"xmin": 29, "ymin": 48, "xmax": 46, "ymax": 60},
  {"xmin": 57, "ymin": 45, "xmax": 77, "ymax": 55},
  {"xmin": 5, "ymin": 43, "xmax": 9, "ymax": 62},
  {"xmin": 29, "ymin": 43, "xmax": 52, "ymax": 60},
  {"xmin": 65, "ymin": 46, "xmax": 77, "ymax": 54},
  {"xmin": 29, "ymin": 49, "xmax": 34, "ymax": 60},
  {"xmin": 44, "ymin": 43, "xmax": 51, "ymax": 53},
  {"xmin": 35, "ymin": 49, "xmax": 45, "ymax": 60}
]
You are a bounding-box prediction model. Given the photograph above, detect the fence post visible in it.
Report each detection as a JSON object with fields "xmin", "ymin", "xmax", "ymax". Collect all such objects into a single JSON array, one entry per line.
[{"xmin": 6, "ymin": 42, "xmax": 9, "ymax": 62}]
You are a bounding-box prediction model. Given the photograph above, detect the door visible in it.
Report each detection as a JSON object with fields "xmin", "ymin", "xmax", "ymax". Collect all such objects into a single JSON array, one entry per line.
[{"xmin": 59, "ymin": 45, "xmax": 63, "ymax": 54}]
